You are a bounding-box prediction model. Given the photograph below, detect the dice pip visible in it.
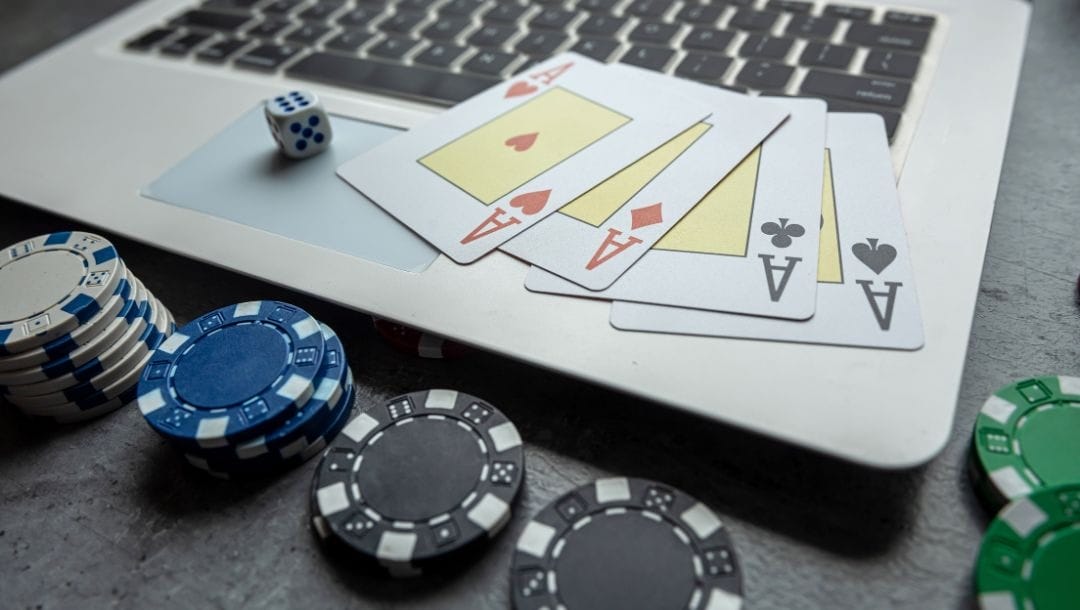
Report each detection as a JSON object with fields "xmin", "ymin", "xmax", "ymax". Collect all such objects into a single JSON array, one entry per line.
[{"xmin": 264, "ymin": 90, "xmax": 332, "ymax": 159}]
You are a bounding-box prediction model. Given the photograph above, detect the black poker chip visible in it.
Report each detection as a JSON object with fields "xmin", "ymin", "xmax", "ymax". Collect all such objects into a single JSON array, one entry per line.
[
  {"xmin": 311, "ymin": 389, "xmax": 524, "ymax": 576},
  {"xmin": 511, "ymin": 477, "xmax": 743, "ymax": 610}
]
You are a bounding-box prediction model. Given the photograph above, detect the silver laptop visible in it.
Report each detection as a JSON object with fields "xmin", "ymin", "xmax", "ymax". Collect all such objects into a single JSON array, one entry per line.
[{"xmin": 0, "ymin": 0, "xmax": 1030, "ymax": 467}]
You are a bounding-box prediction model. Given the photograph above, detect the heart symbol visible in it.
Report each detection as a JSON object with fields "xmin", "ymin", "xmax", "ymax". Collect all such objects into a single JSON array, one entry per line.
[
  {"xmin": 852, "ymin": 238, "xmax": 897, "ymax": 275},
  {"xmin": 505, "ymin": 132, "xmax": 538, "ymax": 152},
  {"xmin": 508, "ymin": 189, "xmax": 550, "ymax": 216},
  {"xmin": 505, "ymin": 81, "xmax": 539, "ymax": 99}
]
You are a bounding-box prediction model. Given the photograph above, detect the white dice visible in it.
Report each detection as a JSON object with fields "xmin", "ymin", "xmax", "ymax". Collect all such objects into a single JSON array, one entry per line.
[{"xmin": 264, "ymin": 90, "xmax": 332, "ymax": 159}]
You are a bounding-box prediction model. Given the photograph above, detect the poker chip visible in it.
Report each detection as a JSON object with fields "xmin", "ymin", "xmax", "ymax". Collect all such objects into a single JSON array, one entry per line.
[
  {"xmin": 970, "ymin": 375, "xmax": 1080, "ymax": 509},
  {"xmin": 371, "ymin": 317, "xmax": 471, "ymax": 359},
  {"xmin": 0, "ymin": 231, "xmax": 124, "ymax": 354},
  {"xmin": 8, "ymin": 297, "xmax": 168, "ymax": 413},
  {"xmin": 511, "ymin": 477, "xmax": 743, "ymax": 610},
  {"xmin": 0, "ymin": 232, "xmax": 175, "ymax": 422},
  {"xmin": 140, "ymin": 302, "xmax": 358, "ymax": 478},
  {"xmin": 0, "ymin": 271, "xmax": 134, "ymax": 373},
  {"xmin": 975, "ymin": 483, "xmax": 1080, "ymax": 609},
  {"xmin": 188, "ymin": 324, "xmax": 355, "ymax": 475},
  {"xmin": 1, "ymin": 280, "xmax": 149, "ymax": 394},
  {"xmin": 311, "ymin": 389, "xmax": 523, "ymax": 575},
  {"xmin": 138, "ymin": 300, "xmax": 325, "ymax": 450}
]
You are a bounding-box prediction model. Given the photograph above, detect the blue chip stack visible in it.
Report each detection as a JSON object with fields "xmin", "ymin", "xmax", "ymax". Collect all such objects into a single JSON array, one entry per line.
[
  {"xmin": 137, "ymin": 300, "xmax": 356, "ymax": 478},
  {"xmin": 0, "ymin": 231, "xmax": 175, "ymax": 423}
]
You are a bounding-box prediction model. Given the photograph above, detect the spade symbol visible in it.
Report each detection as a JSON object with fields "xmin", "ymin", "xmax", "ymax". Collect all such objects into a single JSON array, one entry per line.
[
  {"xmin": 852, "ymin": 238, "xmax": 897, "ymax": 274},
  {"xmin": 761, "ymin": 218, "xmax": 805, "ymax": 248}
]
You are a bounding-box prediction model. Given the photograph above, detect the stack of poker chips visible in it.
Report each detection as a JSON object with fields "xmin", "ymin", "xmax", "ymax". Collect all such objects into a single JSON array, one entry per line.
[
  {"xmin": 968, "ymin": 375, "xmax": 1080, "ymax": 608},
  {"xmin": 0, "ymin": 231, "xmax": 174, "ymax": 423},
  {"xmin": 137, "ymin": 300, "xmax": 355, "ymax": 478}
]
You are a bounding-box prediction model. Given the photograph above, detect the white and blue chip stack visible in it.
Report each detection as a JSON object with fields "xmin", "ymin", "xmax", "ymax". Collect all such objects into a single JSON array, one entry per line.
[
  {"xmin": 0, "ymin": 231, "xmax": 174, "ymax": 423},
  {"xmin": 137, "ymin": 300, "xmax": 356, "ymax": 478}
]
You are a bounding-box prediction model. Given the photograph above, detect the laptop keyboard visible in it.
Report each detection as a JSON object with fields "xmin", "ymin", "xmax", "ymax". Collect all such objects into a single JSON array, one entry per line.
[{"xmin": 125, "ymin": 0, "xmax": 940, "ymax": 142}]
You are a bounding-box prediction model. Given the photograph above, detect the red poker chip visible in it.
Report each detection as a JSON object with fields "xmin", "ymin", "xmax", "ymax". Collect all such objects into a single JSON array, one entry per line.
[{"xmin": 371, "ymin": 317, "xmax": 471, "ymax": 359}]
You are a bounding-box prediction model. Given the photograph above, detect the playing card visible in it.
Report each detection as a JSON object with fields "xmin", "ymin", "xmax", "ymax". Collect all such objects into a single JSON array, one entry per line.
[
  {"xmin": 524, "ymin": 97, "xmax": 825, "ymax": 318},
  {"xmin": 610, "ymin": 113, "xmax": 924, "ymax": 350},
  {"xmin": 501, "ymin": 64, "xmax": 790, "ymax": 291},
  {"xmin": 337, "ymin": 53, "xmax": 713, "ymax": 263}
]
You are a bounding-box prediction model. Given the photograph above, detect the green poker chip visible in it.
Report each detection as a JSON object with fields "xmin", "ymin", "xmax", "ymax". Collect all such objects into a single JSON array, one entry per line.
[
  {"xmin": 971, "ymin": 375, "xmax": 1080, "ymax": 509},
  {"xmin": 976, "ymin": 483, "xmax": 1080, "ymax": 610}
]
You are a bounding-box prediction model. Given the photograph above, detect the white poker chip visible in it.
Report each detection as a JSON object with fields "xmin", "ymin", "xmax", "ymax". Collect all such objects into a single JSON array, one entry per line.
[{"xmin": 0, "ymin": 232, "xmax": 124, "ymax": 355}]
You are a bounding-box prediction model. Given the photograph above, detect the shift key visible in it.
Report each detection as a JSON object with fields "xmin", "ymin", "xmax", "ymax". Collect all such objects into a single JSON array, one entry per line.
[{"xmin": 800, "ymin": 70, "xmax": 910, "ymax": 108}]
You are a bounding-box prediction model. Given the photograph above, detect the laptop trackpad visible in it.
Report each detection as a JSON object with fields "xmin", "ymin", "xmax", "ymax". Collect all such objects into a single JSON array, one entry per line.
[{"xmin": 141, "ymin": 106, "xmax": 439, "ymax": 273}]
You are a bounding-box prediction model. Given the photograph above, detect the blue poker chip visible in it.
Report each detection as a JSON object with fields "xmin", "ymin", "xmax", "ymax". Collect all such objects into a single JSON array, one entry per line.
[
  {"xmin": 0, "ymin": 232, "xmax": 124, "ymax": 355},
  {"xmin": 138, "ymin": 301, "xmax": 325, "ymax": 449},
  {"xmin": 192, "ymin": 323, "xmax": 352, "ymax": 466},
  {"xmin": 0, "ymin": 270, "xmax": 134, "ymax": 373},
  {"xmin": 189, "ymin": 371, "xmax": 355, "ymax": 478}
]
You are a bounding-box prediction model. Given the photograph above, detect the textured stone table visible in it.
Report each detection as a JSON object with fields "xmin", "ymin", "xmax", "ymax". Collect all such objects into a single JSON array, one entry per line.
[{"xmin": 2, "ymin": 1, "xmax": 1077, "ymax": 607}]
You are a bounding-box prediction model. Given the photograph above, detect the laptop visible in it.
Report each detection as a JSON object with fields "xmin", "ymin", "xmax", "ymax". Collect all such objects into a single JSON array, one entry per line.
[{"xmin": 0, "ymin": 0, "xmax": 1030, "ymax": 467}]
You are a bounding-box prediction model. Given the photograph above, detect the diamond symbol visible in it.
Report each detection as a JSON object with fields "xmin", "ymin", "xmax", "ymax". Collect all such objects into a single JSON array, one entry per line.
[{"xmin": 630, "ymin": 202, "xmax": 663, "ymax": 230}]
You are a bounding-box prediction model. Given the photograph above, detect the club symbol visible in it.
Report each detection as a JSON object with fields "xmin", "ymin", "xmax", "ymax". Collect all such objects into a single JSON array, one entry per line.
[{"xmin": 761, "ymin": 218, "xmax": 805, "ymax": 248}]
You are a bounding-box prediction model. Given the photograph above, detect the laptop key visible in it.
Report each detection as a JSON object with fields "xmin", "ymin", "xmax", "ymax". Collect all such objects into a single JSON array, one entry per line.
[
  {"xmin": 286, "ymin": 23, "xmax": 333, "ymax": 45},
  {"xmin": 675, "ymin": 4, "xmax": 723, "ymax": 25},
  {"xmin": 735, "ymin": 60, "xmax": 793, "ymax": 91},
  {"xmin": 414, "ymin": 42, "xmax": 469, "ymax": 67},
  {"xmin": 161, "ymin": 31, "xmax": 213, "ymax": 56},
  {"xmin": 728, "ymin": 9, "xmax": 779, "ymax": 32},
  {"xmin": 739, "ymin": 35, "xmax": 793, "ymax": 60},
  {"xmin": 785, "ymin": 15, "xmax": 838, "ymax": 40},
  {"xmin": 368, "ymin": 36, "xmax": 421, "ymax": 59},
  {"xmin": 463, "ymin": 50, "xmax": 519, "ymax": 75},
  {"xmin": 625, "ymin": 0, "xmax": 675, "ymax": 18},
  {"xmin": 171, "ymin": 9, "xmax": 254, "ymax": 33},
  {"xmin": 576, "ymin": 0, "xmax": 620, "ymax": 13},
  {"xmin": 628, "ymin": 21, "xmax": 681, "ymax": 46},
  {"xmin": 324, "ymin": 29, "xmax": 376, "ymax": 53},
  {"xmin": 423, "ymin": 17, "xmax": 471, "ymax": 40},
  {"xmin": 675, "ymin": 53, "xmax": 732, "ymax": 82},
  {"xmin": 845, "ymin": 23, "xmax": 929, "ymax": 53},
  {"xmin": 469, "ymin": 23, "xmax": 518, "ymax": 48},
  {"xmin": 823, "ymin": 4, "xmax": 871, "ymax": 21},
  {"xmin": 765, "ymin": 0, "xmax": 811, "ymax": 14},
  {"xmin": 571, "ymin": 38, "xmax": 620, "ymax": 61},
  {"xmin": 824, "ymin": 99, "xmax": 901, "ymax": 139},
  {"xmin": 884, "ymin": 11, "xmax": 936, "ymax": 30},
  {"xmin": 863, "ymin": 50, "xmax": 920, "ymax": 80},
  {"xmin": 247, "ymin": 17, "xmax": 296, "ymax": 39},
  {"xmin": 531, "ymin": 8, "xmax": 578, "ymax": 30},
  {"xmin": 517, "ymin": 31, "xmax": 569, "ymax": 57},
  {"xmin": 262, "ymin": 0, "xmax": 307, "ymax": 15},
  {"xmin": 398, "ymin": 0, "xmax": 439, "ymax": 11},
  {"xmin": 380, "ymin": 12, "xmax": 428, "ymax": 34},
  {"xmin": 484, "ymin": 3, "xmax": 529, "ymax": 23},
  {"xmin": 298, "ymin": 1, "xmax": 347, "ymax": 22},
  {"xmin": 196, "ymin": 36, "xmax": 252, "ymax": 61},
  {"xmin": 800, "ymin": 70, "xmax": 910, "ymax": 108},
  {"xmin": 287, "ymin": 53, "xmax": 499, "ymax": 104},
  {"xmin": 235, "ymin": 43, "xmax": 304, "ymax": 70},
  {"xmin": 681, "ymin": 27, "xmax": 734, "ymax": 53},
  {"xmin": 201, "ymin": 0, "xmax": 261, "ymax": 12},
  {"xmin": 620, "ymin": 45, "xmax": 675, "ymax": 72},
  {"xmin": 336, "ymin": 7, "xmax": 385, "ymax": 28},
  {"xmin": 125, "ymin": 28, "xmax": 177, "ymax": 51},
  {"xmin": 577, "ymin": 15, "xmax": 628, "ymax": 37},
  {"xmin": 441, "ymin": 0, "xmax": 488, "ymax": 17},
  {"xmin": 798, "ymin": 42, "xmax": 854, "ymax": 70}
]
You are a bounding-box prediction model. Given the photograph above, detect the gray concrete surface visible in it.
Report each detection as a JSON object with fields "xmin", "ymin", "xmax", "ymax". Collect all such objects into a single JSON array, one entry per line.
[{"xmin": 1, "ymin": 1, "xmax": 1078, "ymax": 607}]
